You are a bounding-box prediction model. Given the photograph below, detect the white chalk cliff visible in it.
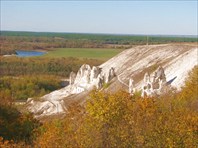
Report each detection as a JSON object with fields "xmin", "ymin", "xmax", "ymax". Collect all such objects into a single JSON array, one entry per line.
[
  {"xmin": 27, "ymin": 44, "xmax": 198, "ymax": 117},
  {"xmin": 27, "ymin": 63, "xmax": 116, "ymax": 117}
]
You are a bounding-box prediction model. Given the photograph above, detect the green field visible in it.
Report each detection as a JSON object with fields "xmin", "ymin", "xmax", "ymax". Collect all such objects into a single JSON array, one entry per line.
[
  {"xmin": 44, "ymin": 48, "xmax": 124, "ymax": 60},
  {"xmin": 1, "ymin": 31, "xmax": 197, "ymax": 56}
]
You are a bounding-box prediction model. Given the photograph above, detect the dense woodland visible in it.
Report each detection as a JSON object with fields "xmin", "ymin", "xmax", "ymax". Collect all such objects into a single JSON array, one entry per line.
[
  {"xmin": 0, "ymin": 66, "xmax": 197, "ymax": 147},
  {"xmin": 1, "ymin": 31, "xmax": 197, "ymax": 55},
  {"xmin": 0, "ymin": 57, "xmax": 103, "ymax": 77},
  {"xmin": 0, "ymin": 75, "xmax": 62, "ymax": 101},
  {"xmin": 0, "ymin": 56, "xmax": 103, "ymax": 102}
]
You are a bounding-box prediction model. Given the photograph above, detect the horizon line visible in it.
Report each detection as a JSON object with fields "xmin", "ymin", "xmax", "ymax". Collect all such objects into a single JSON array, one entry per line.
[{"xmin": 1, "ymin": 30, "xmax": 198, "ymax": 38}]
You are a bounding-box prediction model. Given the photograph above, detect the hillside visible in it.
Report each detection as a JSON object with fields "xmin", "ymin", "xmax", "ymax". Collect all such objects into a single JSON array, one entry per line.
[{"xmin": 27, "ymin": 44, "xmax": 198, "ymax": 118}]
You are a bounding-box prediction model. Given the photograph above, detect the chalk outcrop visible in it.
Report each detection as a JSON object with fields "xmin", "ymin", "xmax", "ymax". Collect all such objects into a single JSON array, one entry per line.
[
  {"xmin": 69, "ymin": 72, "xmax": 76, "ymax": 85},
  {"xmin": 141, "ymin": 66, "xmax": 167, "ymax": 97},
  {"xmin": 106, "ymin": 67, "xmax": 116, "ymax": 83},
  {"xmin": 27, "ymin": 64, "xmax": 116, "ymax": 117},
  {"xmin": 90, "ymin": 66, "xmax": 101, "ymax": 82},
  {"xmin": 129, "ymin": 78, "xmax": 135, "ymax": 95},
  {"xmin": 71, "ymin": 64, "xmax": 115, "ymax": 93},
  {"xmin": 27, "ymin": 44, "xmax": 198, "ymax": 117}
]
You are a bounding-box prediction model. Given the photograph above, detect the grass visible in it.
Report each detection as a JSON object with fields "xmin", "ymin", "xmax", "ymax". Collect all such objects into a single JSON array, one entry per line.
[{"xmin": 44, "ymin": 48, "xmax": 124, "ymax": 60}]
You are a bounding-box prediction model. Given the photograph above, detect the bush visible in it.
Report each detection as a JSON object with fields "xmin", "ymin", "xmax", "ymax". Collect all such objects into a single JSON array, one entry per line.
[
  {"xmin": 0, "ymin": 106, "xmax": 40, "ymax": 145},
  {"xmin": 34, "ymin": 66, "xmax": 198, "ymax": 147}
]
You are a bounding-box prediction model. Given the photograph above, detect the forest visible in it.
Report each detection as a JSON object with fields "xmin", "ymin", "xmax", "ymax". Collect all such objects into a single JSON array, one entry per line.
[
  {"xmin": 1, "ymin": 31, "xmax": 197, "ymax": 55},
  {"xmin": 0, "ymin": 56, "xmax": 102, "ymax": 77}
]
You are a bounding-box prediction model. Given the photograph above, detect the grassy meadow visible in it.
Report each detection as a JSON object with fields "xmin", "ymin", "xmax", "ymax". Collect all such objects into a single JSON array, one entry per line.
[{"xmin": 44, "ymin": 48, "xmax": 124, "ymax": 60}]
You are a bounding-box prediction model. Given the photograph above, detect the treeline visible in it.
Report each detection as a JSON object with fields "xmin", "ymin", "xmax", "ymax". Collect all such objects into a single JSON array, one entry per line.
[
  {"xmin": 0, "ymin": 56, "xmax": 102, "ymax": 101},
  {"xmin": 0, "ymin": 57, "xmax": 103, "ymax": 77},
  {"xmin": 0, "ymin": 75, "xmax": 62, "ymax": 101},
  {"xmin": 0, "ymin": 66, "xmax": 197, "ymax": 147},
  {"xmin": 0, "ymin": 36, "xmax": 107, "ymax": 55},
  {"xmin": 2, "ymin": 31, "xmax": 197, "ymax": 42},
  {"xmin": 1, "ymin": 31, "xmax": 197, "ymax": 55}
]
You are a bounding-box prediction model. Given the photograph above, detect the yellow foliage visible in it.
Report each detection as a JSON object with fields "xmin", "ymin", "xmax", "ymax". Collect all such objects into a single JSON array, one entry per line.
[
  {"xmin": 14, "ymin": 66, "xmax": 198, "ymax": 147},
  {"xmin": 0, "ymin": 136, "xmax": 29, "ymax": 148}
]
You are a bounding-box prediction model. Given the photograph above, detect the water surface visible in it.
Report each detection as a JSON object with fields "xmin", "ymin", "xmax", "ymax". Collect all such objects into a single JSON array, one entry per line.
[{"xmin": 16, "ymin": 50, "xmax": 46, "ymax": 57}]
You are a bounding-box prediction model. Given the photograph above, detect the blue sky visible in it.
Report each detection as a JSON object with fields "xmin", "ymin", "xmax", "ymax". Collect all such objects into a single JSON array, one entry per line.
[{"xmin": 1, "ymin": 1, "xmax": 197, "ymax": 35}]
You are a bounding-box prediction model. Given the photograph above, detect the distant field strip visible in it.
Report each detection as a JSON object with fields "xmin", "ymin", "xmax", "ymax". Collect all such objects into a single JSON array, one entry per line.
[{"xmin": 44, "ymin": 48, "xmax": 124, "ymax": 60}]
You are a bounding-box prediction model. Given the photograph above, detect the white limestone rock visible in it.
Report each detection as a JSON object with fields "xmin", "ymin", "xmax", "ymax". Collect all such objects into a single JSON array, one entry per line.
[
  {"xmin": 69, "ymin": 71, "xmax": 76, "ymax": 85},
  {"xmin": 129, "ymin": 78, "xmax": 135, "ymax": 95},
  {"xmin": 141, "ymin": 66, "xmax": 167, "ymax": 97},
  {"xmin": 144, "ymin": 72, "xmax": 150, "ymax": 84},
  {"xmin": 74, "ymin": 64, "xmax": 92, "ymax": 85},
  {"xmin": 156, "ymin": 66, "xmax": 166, "ymax": 83},
  {"xmin": 90, "ymin": 66, "xmax": 100, "ymax": 82},
  {"xmin": 105, "ymin": 67, "xmax": 115, "ymax": 83},
  {"xmin": 27, "ymin": 45, "xmax": 197, "ymax": 118},
  {"xmin": 96, "ymin": 74, "xmax": 104, "ymax": 89}
]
